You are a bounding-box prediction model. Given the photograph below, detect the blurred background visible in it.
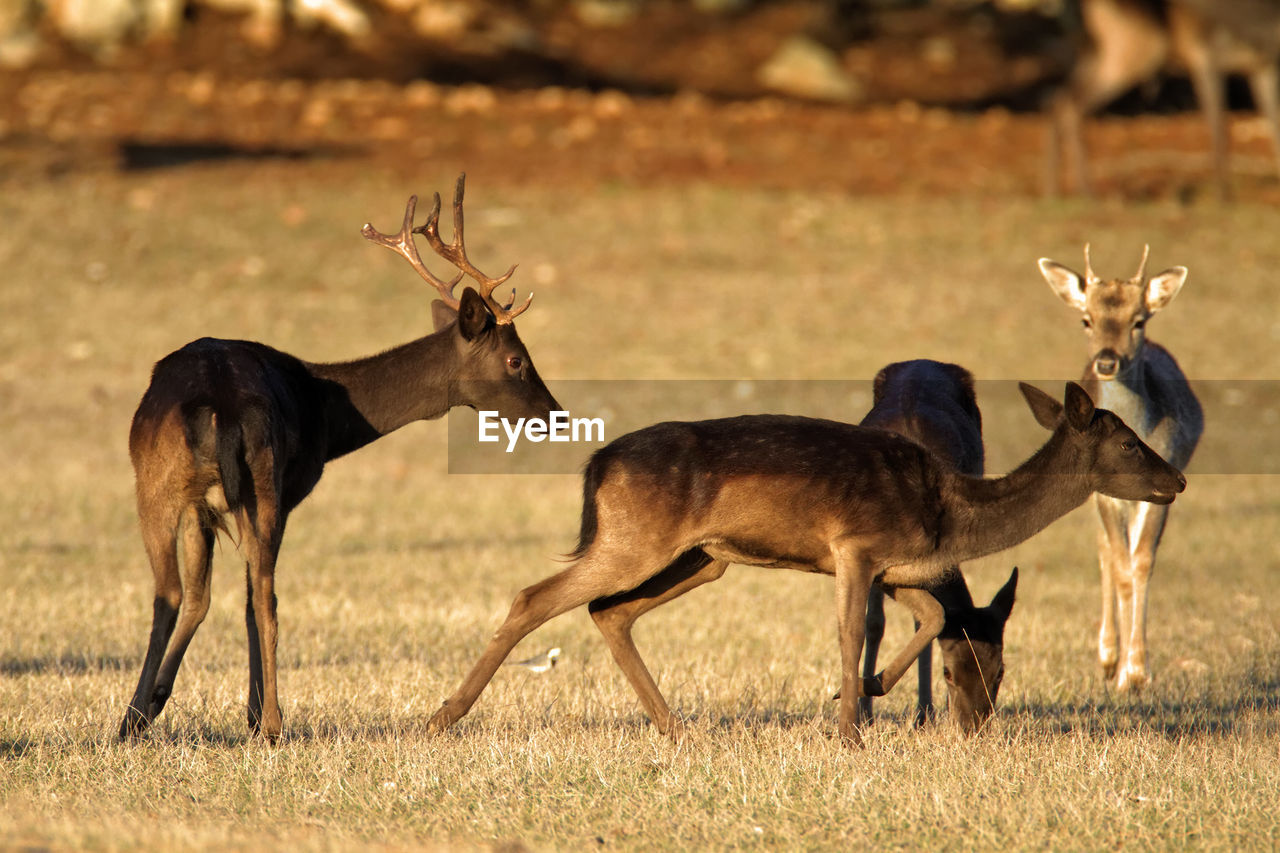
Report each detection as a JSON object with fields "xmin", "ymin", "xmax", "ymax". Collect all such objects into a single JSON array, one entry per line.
[{"xmin": 3, "ymin": 0, "xmax": 1278, "ymax": 197}]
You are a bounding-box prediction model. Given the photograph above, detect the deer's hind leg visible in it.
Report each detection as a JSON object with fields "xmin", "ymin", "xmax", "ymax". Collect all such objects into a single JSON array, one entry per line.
[
  {"xmin": 119, "ymin": 494, "xmax": 186, "ymax": 740},
  {"xmin": 241, "ymin": 491, "xmax": 285, "ymax": 742},
  {"xmin": 589, "ymin": 550, "xmax": 728, "ymax": 740},
  {"xmin": 145, "ymin": 505, "xmax": 217, "ymax": 724},
  {"xmin": 426, "ymin": 543, "xmax": 684, "ymax": 736}
]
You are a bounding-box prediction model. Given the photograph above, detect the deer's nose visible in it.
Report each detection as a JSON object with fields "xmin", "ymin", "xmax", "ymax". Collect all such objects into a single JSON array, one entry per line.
[{"xmin": 1093, "ymin": 350, "xmax": 1120, "ymax": 377}]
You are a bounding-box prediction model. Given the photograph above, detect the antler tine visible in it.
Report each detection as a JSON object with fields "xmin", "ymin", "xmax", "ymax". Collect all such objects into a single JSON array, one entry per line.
[
  {"xmin": 362, "ymin": 195, "xmax": 464, "ymax": 309},
  {"xmin": 1133, "ymin": 243, "xmax": 1150, "ymax": 282},
  {"xmin": 1083, "ymin": 243, "xmax": 1097, "ymax": 282},
  {"xmin": 414, "ymin": 173, "xmax": 529, "ymax": 324}
]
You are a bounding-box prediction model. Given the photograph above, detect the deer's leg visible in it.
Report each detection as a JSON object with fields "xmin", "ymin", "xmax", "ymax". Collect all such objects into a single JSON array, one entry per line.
[
  {"xmin": 832, "ymin": 543, "xmax": 875, "ymax": 747},
  {"xmin": 1246, "ymin": 62, "xmax": 1280, "ymax": 182},
  {"xmin": 589, "ymin": 551, "xmax": 727, "ymax": 740},
  {"xmin": 239, "ymin": 463, "xmax": 284, "ymax": 742},
  {"xmin": 914, "ymin": 613, "xmax": 934, "ymax": 728},
  {"xmin": 427, "ymin": 547, "xmax": 667, "ymax": 736},
  {"xmin": 858, "ymin": 584, "xmax": 886, "ymax": 721},
  {"xmin": 149, "ymin": 507, "xmax": 216, "ymax": 721},
  {"xmin": 865, "ymin": 587, "xmax": 945, "ymax": 706},
  {"xmin": 1095, "ymin": 499, "xmax": 1128, "ymax": 681},
  {"xmin": 1182, "ymin": 43, "xmax": 1229, "ymax": 198},
  {"xmin": 119, "ymin": 498, "xmax": 184, "ymax": 740},
  {"xmin": 1117, "ymin": 502, "xmax": 1170, "ymax": 693}
]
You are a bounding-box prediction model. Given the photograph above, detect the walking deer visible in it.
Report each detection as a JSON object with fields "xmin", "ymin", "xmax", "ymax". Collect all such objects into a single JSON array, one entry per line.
[
  {"xmin": 1038, "ymin": 245, "xmax": 1202, "ymax": 691},
  {"xmin": 424, "ymin": 382, "xmax": 1184, "ymax": 746},
  {"xmin": 857, "ymin": 360, "xmax": 1018, "ymax": 733},
  {"xmin": 1046, "ymin": 0, "xmax": 1280, "ymax": 197},
  {"xmin": 119, "ymin": 175, "xmax": 560, "ymax": 742}
]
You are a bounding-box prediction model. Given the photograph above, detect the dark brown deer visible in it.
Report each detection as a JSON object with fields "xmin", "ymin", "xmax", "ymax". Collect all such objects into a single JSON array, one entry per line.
[
  {"xmin": 1038, "ymin": 245, "xmax": 1202, "ymax": 691},
  {"xmin": 857, "ymin": 360, "xmax": 1017, "ymax": 734},
  {"xmin": 424, "ymin": 382, "xmax": 1184, "ymax": 746},
  {"xmin": 119, "ymin": 175, "xmax": 560, "ymax": 742},
  {"xmin": 1046, "ymin": 0, "xmax": 1280, "ymax": 198}
]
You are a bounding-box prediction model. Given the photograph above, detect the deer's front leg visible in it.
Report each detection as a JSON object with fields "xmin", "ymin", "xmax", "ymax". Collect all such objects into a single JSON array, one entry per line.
[
  {"xmin": 871, "ymin": 587, "xmax": 945, "ymax": 702},
  {"xmin": 833, "ymin": 545, "xmax": 874, "ymax": 747},
  {"xmin": 1095, "ymin": 497, "xmax": 1128, "ymax": 681},
  {"xmin": 1117, "ymin": 501, "xmax": 1170, "ymax": 692}
]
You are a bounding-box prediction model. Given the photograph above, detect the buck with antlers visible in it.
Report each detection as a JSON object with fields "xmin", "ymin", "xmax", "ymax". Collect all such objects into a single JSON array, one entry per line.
[
  {"xmin": 1046, "ymin": 0, "xmax": 1280, "ymax": 198},
  {"xmin": 857, "ymin": 360, "xmax": 1017, "ymax": 734},
  {"xmin": 119, "ymin": 174, "xmax": 559, "ymax": 742},
  {"xmin": 424, "ymin": 381, "xmax": 1184, "ymax": 746},
  {"xmin": 1038, "ymin": 245, "xmax": 1202, "ymax": 691}
]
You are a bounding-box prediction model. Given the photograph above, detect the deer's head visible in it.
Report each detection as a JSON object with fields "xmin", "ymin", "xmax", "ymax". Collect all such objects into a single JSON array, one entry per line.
[
  {"xmin": 1038, "ymin": 245, "xmax": 1187, "ymax": 381},
  {"xmin": 364, "ymin": 174, "xmax": 560, "ymax": 421},
  {"xmin": 1020, "ymin": 381, "xmax": 1185, "ymax": 504},
  {"xmin": 937, "ymin": 567, "xmax": 1017, "ymax": 734}
]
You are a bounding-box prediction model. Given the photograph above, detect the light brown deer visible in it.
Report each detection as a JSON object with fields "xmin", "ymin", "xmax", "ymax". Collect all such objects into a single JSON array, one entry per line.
[
  {"xmin": 1046, "ymin": 0, "xmax": 1280, "ymax": 197},
  {"xmin": 1038, "ymin": 244, "xmax": 1202, "ymax": 691},
  {"xmin": 857, "ymin": 359, "xmax": 1017, "ymax": 734},
  {"xmin": 424, "ymin": 382, "xmax": 1184, "ymax": 746},
  {"xmin": 119, "ymin": 175, "xmax": 559, "ymax": 742}
]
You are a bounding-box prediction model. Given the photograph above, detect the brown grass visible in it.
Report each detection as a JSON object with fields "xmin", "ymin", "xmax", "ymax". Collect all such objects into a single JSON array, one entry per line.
[{"xmin": 0, "ymin": 160, "xmax": 1277, "ymax": 850}]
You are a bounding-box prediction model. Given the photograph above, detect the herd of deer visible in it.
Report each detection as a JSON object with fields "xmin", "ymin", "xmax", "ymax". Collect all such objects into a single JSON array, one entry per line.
[{"xmin": 115, "ymin": 172, "xmax": 1202, "ymax": 747}]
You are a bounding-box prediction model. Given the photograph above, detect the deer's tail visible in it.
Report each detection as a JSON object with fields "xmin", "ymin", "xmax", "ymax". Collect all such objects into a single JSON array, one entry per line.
[{"xmin": 563, "ymin": 450, "xmax": 608, "ymax": 561}]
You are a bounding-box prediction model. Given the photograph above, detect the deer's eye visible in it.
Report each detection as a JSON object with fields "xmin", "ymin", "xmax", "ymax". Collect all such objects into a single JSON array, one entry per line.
[
  {"xmin": 943, "ymin": 667, "xmax": 955, "ymax": 684},
  {"xmin": 1120, "ymin": 439, "xmax": 1137, "ymax": 452},
  {"xmin": 506, "ymin": 356, "xmax": 523, "ymax": 371},
  {"xmin": 1081, "ymin": 317, "xmax": 1092, "ymax": 330},
  {"xmin": 1133, "ymin": 318, "xmax": 1146, "ymax": 330}
]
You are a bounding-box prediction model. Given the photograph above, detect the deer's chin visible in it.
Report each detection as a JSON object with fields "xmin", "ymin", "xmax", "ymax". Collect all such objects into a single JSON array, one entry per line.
[{"xmin": 1145, "ymin": 490, "xmax": 1178, "ymax": 505}]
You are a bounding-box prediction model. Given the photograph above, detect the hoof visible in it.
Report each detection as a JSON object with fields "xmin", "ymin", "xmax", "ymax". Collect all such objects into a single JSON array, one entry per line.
[{"xmin": 862, "ymin": 673, "xmax": 886, "ymax": 697}]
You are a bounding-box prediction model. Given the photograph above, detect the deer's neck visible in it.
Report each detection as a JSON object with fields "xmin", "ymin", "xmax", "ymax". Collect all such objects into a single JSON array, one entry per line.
[
  {"xmin": 309, "ymin": 331, "xmax": 458, "ymax": 460},
  {"xmin": 938, "ymin": 429, "xmax": 1091, "ymax": 564}
]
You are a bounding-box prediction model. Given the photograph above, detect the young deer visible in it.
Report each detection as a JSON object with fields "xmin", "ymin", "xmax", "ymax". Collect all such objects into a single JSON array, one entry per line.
[
  {"xmin": 1046, "ymin": 0, "xmax": 1280, "ymax": 198},
  {"xmin": 857, "ymin": 360, "xmax": 1017, "ymax": 734},
  {"xmin": 119, "ymin": 175, "xmax": 559, "ymax": 742},
  {"xmin": 424, "ymin": 382, "xmax": 1184, "ymax": 746},
  {"xmin": 1038, "ymin": 245, "xmax": 1202, "ymax": 691}
]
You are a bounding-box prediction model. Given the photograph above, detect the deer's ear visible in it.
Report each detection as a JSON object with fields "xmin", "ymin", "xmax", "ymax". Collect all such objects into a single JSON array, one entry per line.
[
  {"xmin": 989, "ymin": 567, "xmax": 1018, "ymax": 622},
  {"xmin": 1146, "ymin": 266, "xmax": 1187, "ymax": 313},
  {"xmin": 1063, "ymin": 381, "xmax": 1096, "ymax": 431},
  {"xmin": 1038, "ymin": 258, "xmax": 1087, "ymax": 311},
  {"xmin": 457, "ymin": 287, "xmax": 493, "ymax": 341},
  {"xmin": 431, "ymin": 300, "xmax": 458, "ymax": 332},
  {"xmin": 1019, "ymin": 382, "xmax": 1061, "ymax": 431}
]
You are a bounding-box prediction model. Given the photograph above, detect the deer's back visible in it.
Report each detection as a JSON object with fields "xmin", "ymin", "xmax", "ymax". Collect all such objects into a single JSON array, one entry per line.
[
  {"xmin": 586, "ymin": 415, "xmax": 946, "ymax": 571},
  {"xmin": 130, "ymin": 337, "xmax": 332, "ymax": 510}
]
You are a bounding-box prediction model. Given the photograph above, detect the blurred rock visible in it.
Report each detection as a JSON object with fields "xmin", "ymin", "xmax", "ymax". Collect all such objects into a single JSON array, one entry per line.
[{"xmin": 757, "ymin": 35, "xmax": 862, "ymax": 104}]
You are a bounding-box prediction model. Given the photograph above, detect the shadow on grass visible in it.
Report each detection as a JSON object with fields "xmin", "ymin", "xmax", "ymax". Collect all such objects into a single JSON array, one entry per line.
[{"xmin": 0, "ymin": 653, "xmax": 134, "ymax": 677}]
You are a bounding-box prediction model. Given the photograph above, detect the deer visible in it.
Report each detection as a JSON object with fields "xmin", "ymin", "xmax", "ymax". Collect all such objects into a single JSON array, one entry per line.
[
  {"xmin": 118, "ymin": 174, "xmax": 560, "ymax": 742},
  {"xmin": 422, "ymin": 381, "xmax": 1185, "ymax": 747},
  {"xmin": 1038, "ymin": 244, "xmax": 1202, "ymax": 692},
  {"xmin": 1046, "ymin": 0, "xmax": 1280, "ymax": 198},
  {"xmin": 856, "ymin": 360, "xmax": 1018, "ymax": 734}
]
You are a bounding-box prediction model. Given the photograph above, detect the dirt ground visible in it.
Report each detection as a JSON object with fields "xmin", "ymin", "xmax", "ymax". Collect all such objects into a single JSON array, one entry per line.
[{"xmin": 1, "ymin": 3, "xmax": 1279, "ymax": 201}]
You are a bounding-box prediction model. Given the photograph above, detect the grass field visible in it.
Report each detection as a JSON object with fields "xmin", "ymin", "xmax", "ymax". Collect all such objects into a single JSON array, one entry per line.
[{"xmin": 1, "ymin": 159, "xmax": 1278, "ymax": 850}]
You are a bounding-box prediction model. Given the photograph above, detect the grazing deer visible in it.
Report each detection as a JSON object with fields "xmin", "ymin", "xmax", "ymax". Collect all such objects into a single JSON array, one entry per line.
[
  {"xmin": 1038, "ymin": 245, "xmax": 1202, "ymax": 691},
  {"xmin": 424, "ymin": 382, "xmax": 1184, "ymax": 746},
  {"xmin": 119, "ymin": 175, "xmax": 560, "ymax": 742},
  {"xmin": 1046, "ymin": 0, "xmax": 1280, "ymax": 197},
  {"xmin": 857, "ymin": 360, "xmax": 1018, "ymax": 733}
]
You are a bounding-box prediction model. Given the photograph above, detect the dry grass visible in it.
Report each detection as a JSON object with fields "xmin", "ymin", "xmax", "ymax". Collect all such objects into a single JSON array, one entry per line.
[{"xmin": 1, "ymin": 160, "xmax": 1277, "ymax": 850}]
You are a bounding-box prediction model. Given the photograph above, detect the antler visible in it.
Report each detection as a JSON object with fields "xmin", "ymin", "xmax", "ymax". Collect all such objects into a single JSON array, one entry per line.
[
  {"xmin": 415, "ymin": 173, "xmax": 531, "ymax": 325},
  {"xmin": 1083, "ymin": 243, "xmax": 1097, "ymax": 282},
  {"xmin": 361, "ymin": 194, "xmax": 465, "ymax": 310},
  {"xmin": 1132, "ymin": 244, "xmax": 1150, "ymax": 282}
]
